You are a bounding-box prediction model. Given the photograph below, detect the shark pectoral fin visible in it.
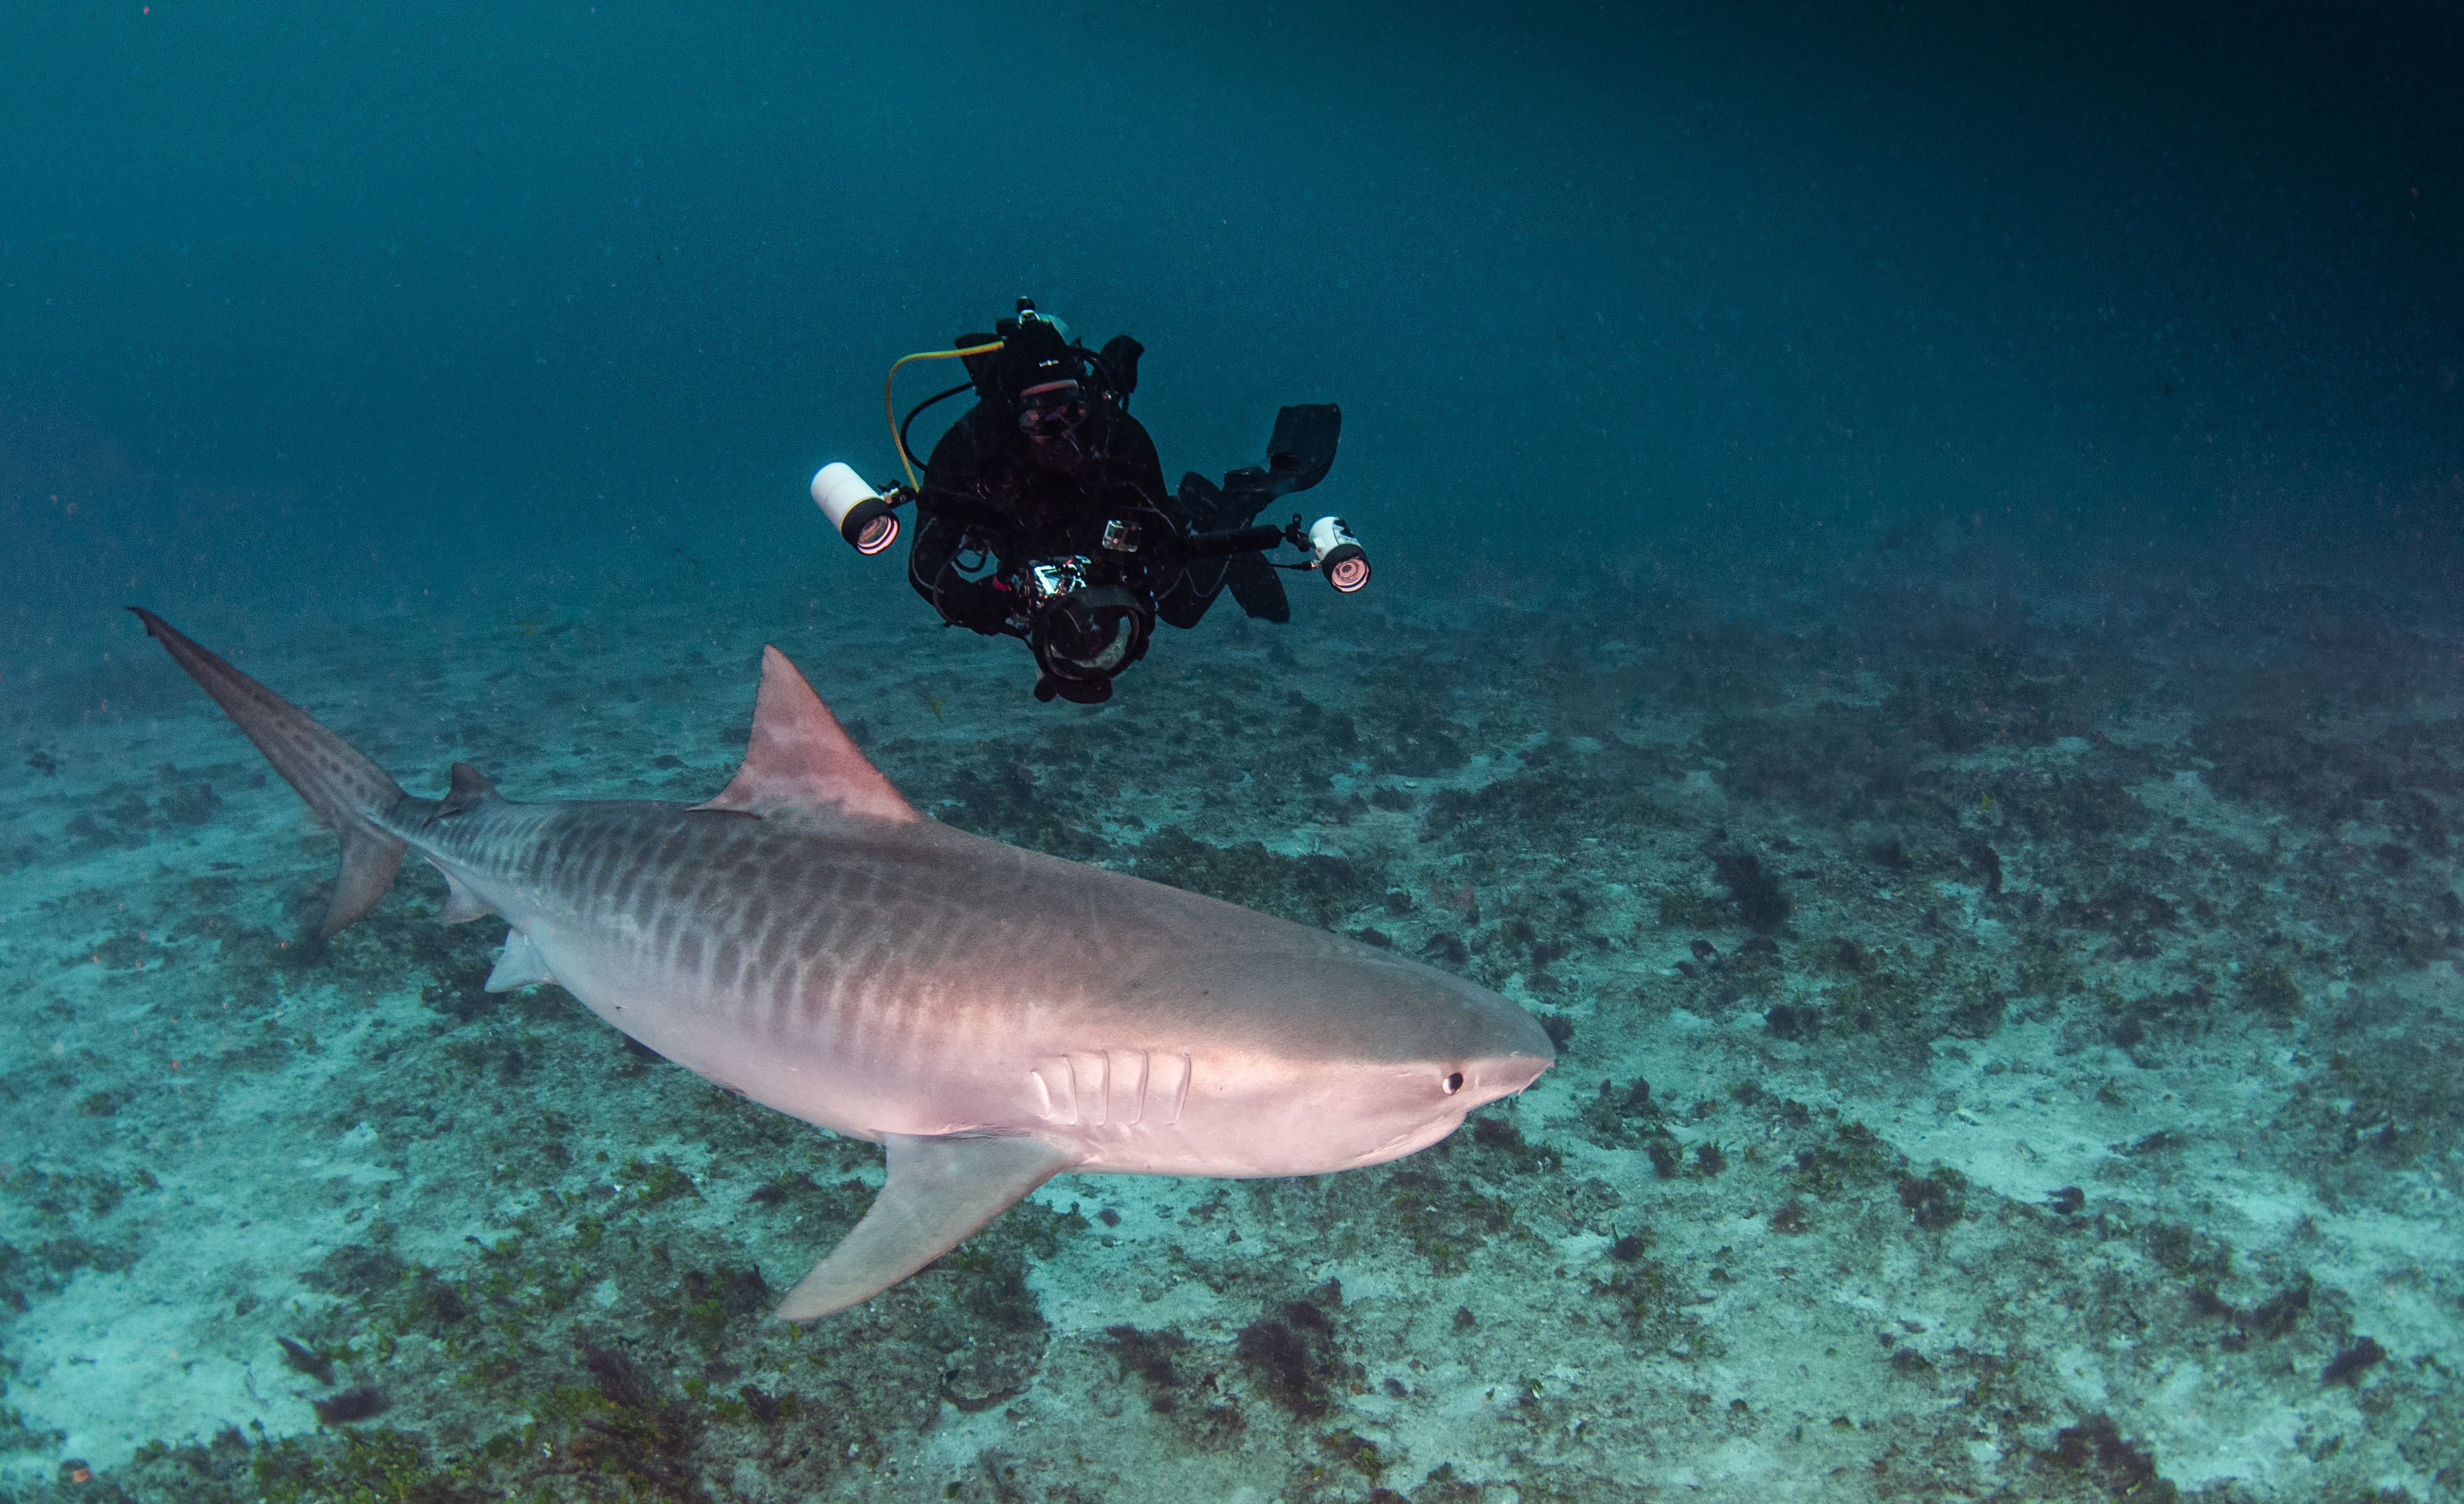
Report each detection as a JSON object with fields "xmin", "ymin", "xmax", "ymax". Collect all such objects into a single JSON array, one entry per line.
[
  {"xmin": 484, "ymin": 930, "xmax": 553, "ymax": 992},
  {"xmin": 774, "ymin": 1132, "xmax": 1078, "ymax": 1321}
]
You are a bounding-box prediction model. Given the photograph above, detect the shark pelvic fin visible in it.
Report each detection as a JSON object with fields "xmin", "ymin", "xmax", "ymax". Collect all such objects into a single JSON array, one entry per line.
[
  {"xmin": 693, "ymin": 646, "xmax": 920, "ymax": 824},
  {"xmin": 484, "ymin": 930, "xmax": 554, "ymax": 991},
  {"xmin": 774, "ymin": 1132, "xmax": 1076, "ymax": 1320}
]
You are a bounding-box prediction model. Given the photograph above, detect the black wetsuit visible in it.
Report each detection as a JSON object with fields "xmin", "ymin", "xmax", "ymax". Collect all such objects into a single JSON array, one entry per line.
[
  {"xmin": 900, "ymin": 319, "xmax": 1334, "ymax": 678},
  {"xmin": 904, "ymin": 398, "xmax": 1187, "ymax": 637}
]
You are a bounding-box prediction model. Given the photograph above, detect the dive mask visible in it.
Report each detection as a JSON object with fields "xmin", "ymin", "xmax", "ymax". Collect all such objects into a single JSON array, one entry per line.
[{"xmin": 1016, "ymin": 378, "xmax": 1091, "ymax": 439}]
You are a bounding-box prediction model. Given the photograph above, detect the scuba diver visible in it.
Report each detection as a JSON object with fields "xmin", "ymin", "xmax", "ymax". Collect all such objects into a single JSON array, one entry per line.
[{"xmin": 810, "ymin": 298, "xmax": 1369, "ymax": 703}]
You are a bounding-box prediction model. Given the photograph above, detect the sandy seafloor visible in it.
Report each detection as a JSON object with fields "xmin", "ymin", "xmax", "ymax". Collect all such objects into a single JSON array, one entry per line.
[{"xmin": 0, "ymin": 534, "xmax": 2457, "ymax": 1503}]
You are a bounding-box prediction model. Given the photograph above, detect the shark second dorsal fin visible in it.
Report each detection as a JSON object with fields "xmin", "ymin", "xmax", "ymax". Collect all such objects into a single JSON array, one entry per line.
[
  {"xmin": 439, "ymin": 761, "xmax": 499, "ymax": 817},
  {"xmin": 692, "ymin": 646, "xmax": 920, "ymax": 824},
  {"xmin": 774, "ymin": 1131, "xmax": 1077, "ymax": 1320}
]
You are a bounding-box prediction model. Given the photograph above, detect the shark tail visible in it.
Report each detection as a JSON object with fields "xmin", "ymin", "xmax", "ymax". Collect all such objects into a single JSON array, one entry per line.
[{"xmin": 129, "ymin": 608, "xmax": 408, "ymax": 938}]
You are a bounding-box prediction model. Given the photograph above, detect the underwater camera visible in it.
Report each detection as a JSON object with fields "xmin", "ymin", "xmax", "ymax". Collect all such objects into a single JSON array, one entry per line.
[{"xmin": 1021, "ymin": 555, "xmax": 1151, "ymax": 704}]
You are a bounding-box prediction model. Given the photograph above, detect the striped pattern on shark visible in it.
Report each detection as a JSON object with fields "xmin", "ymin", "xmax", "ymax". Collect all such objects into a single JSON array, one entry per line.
[{"xmin": 131, "ymin": 609, "xmax": 1554, "ymax": 1318}]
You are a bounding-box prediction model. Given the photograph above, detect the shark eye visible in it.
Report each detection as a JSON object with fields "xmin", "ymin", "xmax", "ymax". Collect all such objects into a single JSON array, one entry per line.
[{"xmin": 1443, "ymin": 1071, "xmax": 1465, "ymax": 1095}]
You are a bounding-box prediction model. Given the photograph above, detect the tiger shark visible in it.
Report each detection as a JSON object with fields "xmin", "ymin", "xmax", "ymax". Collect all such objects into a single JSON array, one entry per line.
[{"xmin": 130, "ymin": 609, "xmax": 1553, "ymax": 1319}]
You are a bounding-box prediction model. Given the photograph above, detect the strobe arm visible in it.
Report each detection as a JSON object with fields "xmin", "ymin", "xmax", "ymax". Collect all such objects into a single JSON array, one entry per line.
[
  {"xmin": 1175, "ymin": 521, "xmax": 1296, "ymax": 560},
  {"xmin": 1169, "ymin": 514, "xmax": 1368, "ymax": 593}
]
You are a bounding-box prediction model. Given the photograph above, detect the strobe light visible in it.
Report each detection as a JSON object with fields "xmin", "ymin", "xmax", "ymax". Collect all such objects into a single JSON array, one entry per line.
[
  {"xmin": 1306, "ymin": 516, "xmax": 1370, "ymax": 593},
  {"xmin": 812, "ymin": 463, "xmax": 900, "ymax": 556}
]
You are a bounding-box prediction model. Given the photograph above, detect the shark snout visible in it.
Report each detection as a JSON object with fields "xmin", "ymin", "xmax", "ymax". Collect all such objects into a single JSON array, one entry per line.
[
  {"xmin": 1455, "ymin": 1032, "xmax": 1552, "ymax": 1109},
  {"xmin": 1365, "ymin": 953, "xmax": 1557, "ymax": 1112},
  {"xmin": 1465, "ymin": 1049, "xmax": 1553, "ymax": 1106},
  {"xmin": 1455, "ymin": 985, "xmax": 1555, "ymax": 1104}
]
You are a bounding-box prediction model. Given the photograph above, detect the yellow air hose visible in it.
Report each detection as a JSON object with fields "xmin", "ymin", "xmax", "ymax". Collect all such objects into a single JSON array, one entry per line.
[{"xmin": 885, "ymin": 341, "xmax": 1005, "ymax": 492}]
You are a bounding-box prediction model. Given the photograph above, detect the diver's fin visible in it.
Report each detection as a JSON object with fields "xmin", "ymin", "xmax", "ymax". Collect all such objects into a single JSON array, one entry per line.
[
  {"xmin": 1223, "ymin": 552, "xmax": 1291, "ymax": 624},
  {"xmin": 1218, "ymin": 403, "xmax": 1343, "ymax": 521},
  {"xmin": 1160, "ymin": 474, "xmax": 1236, "ymax": 628},
  {"xmin": 774, "ymin": 1132, "xmax": 1077, "ymax": 1320},
  {"xmin": 485, "ymin": 930, "xmax": 554, "ymax": 991},
  {"xmin": 1156, "ymin": 571, "xmax": 1220, "ymax": 630},
  {"xmin": 1162, "ymin": 470, "xmax": 1292, "ymax": 626},
  {"xmin": 1262, "ymin": 403, "xmax": 1341, "ymax": 494},
  {"xmin": 128, "ymin": 608, "xmax": 409, "ymax": 938},
  {"xmin": 1168, "ymin": 472, "xmax": 1218, "ymax": 534}
]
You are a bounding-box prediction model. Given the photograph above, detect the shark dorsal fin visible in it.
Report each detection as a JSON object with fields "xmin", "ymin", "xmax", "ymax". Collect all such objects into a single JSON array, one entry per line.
[
  {"xmin": 692, "ymin": 646, "xmax": 920, "ymax": 824},
  {"xmin": 439, "ymin": 761, "xmax": 499, "ymax": 817}
]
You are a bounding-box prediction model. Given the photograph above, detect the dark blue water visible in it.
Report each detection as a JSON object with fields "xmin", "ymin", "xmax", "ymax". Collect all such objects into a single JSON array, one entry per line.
[
  {"xmin": 9, "ymin": 1, "xmax": 2455, "ymax": 664},
  {"xmin": 4, "ymin": 4, "xmax": 2461, "ymax": 1499}
]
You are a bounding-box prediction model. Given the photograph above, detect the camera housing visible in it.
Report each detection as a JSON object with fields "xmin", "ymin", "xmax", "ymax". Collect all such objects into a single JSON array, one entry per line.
[{"xmin": 1016, "ymin": 554, "xmax": 1153, "ymax": 703}]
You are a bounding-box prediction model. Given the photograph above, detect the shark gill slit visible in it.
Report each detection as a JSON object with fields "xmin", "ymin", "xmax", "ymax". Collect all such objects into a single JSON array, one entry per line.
[
  {"xmin": 1084, "ymin": 1052, "xmax": 1110, "ymax": 1126},
  {"xmin": 1038, "ymin": 1061, "xmax": 1076, "ymax": 1125},
  {"xmin": 1162, "ymin": 1052, "xmax": 1192, "ymax": 1124}
]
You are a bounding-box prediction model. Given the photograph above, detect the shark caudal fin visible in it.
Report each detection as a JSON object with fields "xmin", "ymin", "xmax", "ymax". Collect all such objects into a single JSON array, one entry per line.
[{"xmin": 128, "ymin": 609, "xmax": 408, "ymax": 938}]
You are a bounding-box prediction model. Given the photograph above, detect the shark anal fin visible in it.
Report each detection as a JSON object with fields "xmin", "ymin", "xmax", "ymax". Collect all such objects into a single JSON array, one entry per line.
[
  {"xmin": 437, "ymin": 868, "xmax": 492, "ymax": 924},
  {"xmin": 484, "ymin": 930, "xmax": 553, "ymax": 991},
  {"xmin": 774, "ymin": 1132, "xmax": 1076, "ymax": 1321},
  {"xmin": 693, "ymin": 646, "xmax": 920, "ymax": 825}
]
